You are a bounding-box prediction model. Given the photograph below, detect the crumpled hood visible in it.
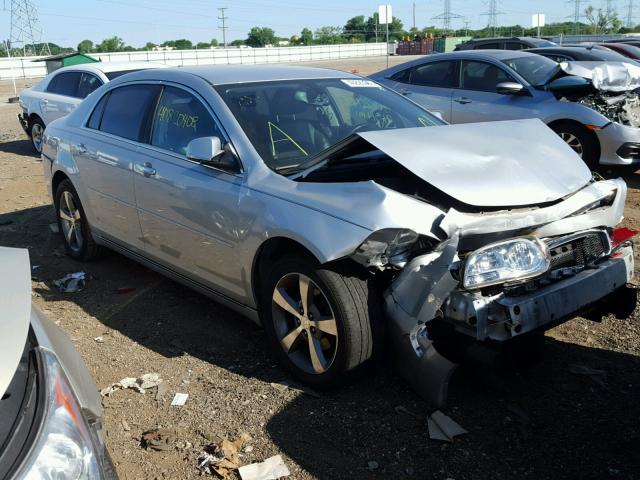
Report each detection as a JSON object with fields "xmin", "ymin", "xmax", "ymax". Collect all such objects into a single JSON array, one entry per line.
[
  {"xmin": 358, "ymin": 119, "xmax": 592, "ymax": 208},
  {"xmin": 0, "ymin": 247, "xmax": 31, "ymax": 398},
  {"xmin": 560, "ymin": 61, "xmax": 640, "ymax": 92}
]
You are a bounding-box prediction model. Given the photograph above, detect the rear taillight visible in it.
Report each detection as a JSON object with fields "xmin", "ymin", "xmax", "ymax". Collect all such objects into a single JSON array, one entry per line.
[{"xmin": 611, "ymin": 227, "xmax": 639, "ymax": 249}]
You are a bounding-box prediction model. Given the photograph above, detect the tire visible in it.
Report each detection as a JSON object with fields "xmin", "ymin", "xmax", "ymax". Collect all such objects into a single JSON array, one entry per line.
[
  {"xmin": 29, "ymin": 117, "xmax": 45, "ymax": 154},
  {"xmin": 550, "ymin": 121, "xmax": 599, "ymax": 170},
  {"xmin": 261, "ymin": 256, "xmax": 382, "ymax": 388},
  {"xmin": 54, "ymin": 179, "xmax": 103, "ymax": 261}
]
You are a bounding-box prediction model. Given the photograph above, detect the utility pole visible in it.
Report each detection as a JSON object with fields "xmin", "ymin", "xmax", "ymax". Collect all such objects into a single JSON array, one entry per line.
[
  {"xmin": 482, "ymin": 0, "xmax": 503, "ymax": 36},
  {"xmin": 217, "ymin": 7, "xmax": 228, "ymax": 48},
  {"xmin": 9, "ymin": 0, "xmax": 49, "ymax": 56},
  {"xmin": 432, "ymin": 0, "xmax": 463, "ymax": 34},
  {"xmin": 463, "ymin": 19, "xmax": 470, "ymax": 37},
  {"xmin": 412, "ymin": 2, "xmax": 416, "ymax": 30}
]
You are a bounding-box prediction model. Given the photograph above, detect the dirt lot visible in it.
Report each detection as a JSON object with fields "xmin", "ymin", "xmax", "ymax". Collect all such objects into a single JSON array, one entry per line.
[{"xmin": 1, "ymin": 56, "xmax": 640, "ymax": 480}]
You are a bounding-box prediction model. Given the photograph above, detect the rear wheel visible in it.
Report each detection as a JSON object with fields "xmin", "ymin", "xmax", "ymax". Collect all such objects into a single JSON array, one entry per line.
[
  {"xmin": 261, "ymin": 256, "xmax": 381, "ymax": 388},
  {"xmin": 29, "ymin": 117, "xmax": 45, "ymax": 154},
  {"xmin": 54, "ymin": 179, "xmax": 103, "ymax": 261},
  {"xmin": 551, "ymin": 121, "xmax": 599, "ymax": 170}
]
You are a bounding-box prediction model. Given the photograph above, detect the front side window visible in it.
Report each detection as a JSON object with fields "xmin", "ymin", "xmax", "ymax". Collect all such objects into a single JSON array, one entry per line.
[
  {"xmin": 76, "ymin": 73, "xmax": 102, "ymax": 98},
  {"xmin": 46, "ymin": 72, "xmax": 82, "ymax": 97},
  {"xmin": 98, "ymin": 85, "xmax": 161, "ymax": 142},
  {"xmin": 502, "ymin": 55, "xmax": 559, "ymax": 85},
  {"xmin": 461, "ymin": 61, "xmax": 515, "ymax": 92},
  {"xmin": 215, "ymin": 78, "xmax": 442, "ymax": 171},
  {"xmin": 410, "ymin": 61, "xmax": 459, "ymax": 88},
  {"xmin": 151, "ymin": 86, "xmax": 221, "ymax": 155}
]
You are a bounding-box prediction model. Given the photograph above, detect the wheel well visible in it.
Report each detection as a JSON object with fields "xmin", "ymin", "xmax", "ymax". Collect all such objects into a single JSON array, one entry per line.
[
  {"xmin": 51, "ymin": 171, "xmax": 69, "ymax": 199},
  {"xmin": 547, "ymin": 119, "xmax": 601, "ymax": 158},
  {"xmin": 28, "ymin": 113, "xmax": 43, "ymax": 126},
  {"xmin": 251, "ymin": 237, "xmax": 320, "ymax": 310}
]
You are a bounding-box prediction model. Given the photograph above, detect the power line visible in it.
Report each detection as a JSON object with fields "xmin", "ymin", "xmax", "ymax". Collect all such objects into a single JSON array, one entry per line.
[
  {"xmin": 482, "ymin": 0, "xmax": 504, "ymax": 36},
  {"xmin": 9, "ymin": 0, "xmax": 50, "ymax": 56},
  {"xmin": 567, "ymin": 0, "xmax": 587, "ymax": 34},
  {"xmin": 218, "ymin": 7, "xmax": 228, "ymax": 47},
  {"xmin": 432, "ymin": 0, "xmax": 463, "ymax": 33}
]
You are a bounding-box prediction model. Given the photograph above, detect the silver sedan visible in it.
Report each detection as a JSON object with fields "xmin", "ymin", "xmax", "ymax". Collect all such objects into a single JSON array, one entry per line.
[{"xmin": 41, "ymin": 65, "xmax": 635, "ymax": 405}]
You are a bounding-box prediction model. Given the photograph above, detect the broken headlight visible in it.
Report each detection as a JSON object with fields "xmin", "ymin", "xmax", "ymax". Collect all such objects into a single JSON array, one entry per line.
[
  {"xmin": 463, "ymin": 237, "xmax": 550, "ymax": 289},
  {"xmin": 352, "ymin": 228, "xmax": 419, "ymax": 269}
]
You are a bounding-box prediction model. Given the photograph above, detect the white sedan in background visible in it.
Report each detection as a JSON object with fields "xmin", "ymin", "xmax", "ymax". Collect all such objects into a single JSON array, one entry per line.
[{"xmin": 18, "ymin": 61, "xmax": 166, "ymax": 153}]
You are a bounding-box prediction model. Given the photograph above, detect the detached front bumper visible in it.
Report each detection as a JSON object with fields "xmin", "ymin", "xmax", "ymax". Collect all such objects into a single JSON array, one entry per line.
[
  {"xmin": 443, "ymin": 245, "xmax": 635, "ymax": 341},
  {"xmin": 17, "ymin": 110, "xmax": 29, "ymax": 135},
  {"xmin": 596, "ymin": 122, "xmax": 640, "ymax": 166}
]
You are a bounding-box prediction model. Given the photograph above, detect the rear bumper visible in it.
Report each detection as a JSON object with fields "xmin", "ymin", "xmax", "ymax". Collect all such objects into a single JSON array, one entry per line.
[
  {"xmin": 443, "ymin": 245, "xmax": 635, "ymax": 341},
  {"xmin": 597, "ymin": 122, "xmax": 640, "ymax": 166}
]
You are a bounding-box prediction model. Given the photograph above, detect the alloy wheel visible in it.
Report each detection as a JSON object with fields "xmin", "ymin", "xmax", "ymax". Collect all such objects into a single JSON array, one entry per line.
[
  {"xmin": 59, "ymin": 191, "xmax": 84, "ymax": 252},
  {"xmin": 271, "ymin": 273, "xmax": 338, "ymax": 375},
  {"xmin": 31, "ymin": 123, "xmax": 43, "ymax": 153},
  {"xmin": 559, "ymin": 132, "xmax": 583, "ymax": 158}
]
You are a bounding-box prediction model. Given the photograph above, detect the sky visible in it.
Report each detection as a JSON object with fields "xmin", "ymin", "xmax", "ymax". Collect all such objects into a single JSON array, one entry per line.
[{"xmin": 0, "ymin": 0, "xmax": 622, "ymax": 49}]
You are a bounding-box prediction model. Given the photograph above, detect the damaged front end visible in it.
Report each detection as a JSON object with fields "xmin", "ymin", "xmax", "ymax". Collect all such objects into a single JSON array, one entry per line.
[{"xmin": 361, "ymin": 178, "xmax": 635, "ymax": 407}]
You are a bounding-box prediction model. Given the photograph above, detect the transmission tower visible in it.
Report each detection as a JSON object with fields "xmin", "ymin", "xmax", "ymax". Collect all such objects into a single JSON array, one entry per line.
[
  {"xmin": 218, "ymin": 7, "xmax": 228, "ymax": 48},
  {"xmin": 625, "ymin": 0, "xmax": 636, "ymax": 27},
  {"xmin": 567, "ymin": 0, "xmax": 587, "ymax": 34},
  {"xmin": 604, "ymin": 0, "xmax": 617, "ymax": 16},
  {"xmin": 482, "ymin": 0, "xmax": 504, "ymax": 36},
  {"xmin": 432, "ymin": 0, "xmax": 463, "ymax": 33},
  {"xmin": 9, "ymin": 0, "xmax": 50, "ymax": 56}
]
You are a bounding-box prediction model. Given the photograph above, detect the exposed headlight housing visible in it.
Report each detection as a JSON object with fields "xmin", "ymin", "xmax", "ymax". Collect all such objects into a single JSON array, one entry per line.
[
  {"xmin": 17, "ymin": 348, "xmax": 103, "ymax": 480},
  {"xmin": 463, "ymin": 237, "xmax": 550, "ymax": 289},
  {"xmin": 352, "ymin": 228, "xmax": 419, "ymax": 269}
]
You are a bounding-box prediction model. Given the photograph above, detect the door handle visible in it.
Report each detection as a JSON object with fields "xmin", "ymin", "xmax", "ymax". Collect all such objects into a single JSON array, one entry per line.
[
  {"xmin": 39, "ymin": 99, "xmax": 48, "ymax": 110},
  {"xmin": 453, "ymin": 97, "xmax": 472, "ymax": 104},
  {"xmin": 134, "ymin": 162, "xmax": 156, "ymax": 177}
]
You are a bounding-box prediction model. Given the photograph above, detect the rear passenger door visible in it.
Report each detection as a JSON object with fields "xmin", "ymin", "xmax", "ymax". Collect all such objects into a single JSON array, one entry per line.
[
  {"xmin": 73, "ymin": 84, "xmax": 162, "ymax": 253},
  {"xmin": 389, "ymin": 60, "xmax": 459, "ymax": 122},
  {"xmin": 451, "ymin": 60, "xmax": 536, "ymax": 124},
  {"xmin": 42, "ymin": 71, "xmax": 82, "ymax": 124},
  {"xmin": 133, "ymin": 85, "xmax": 246, "ymax": 300}
]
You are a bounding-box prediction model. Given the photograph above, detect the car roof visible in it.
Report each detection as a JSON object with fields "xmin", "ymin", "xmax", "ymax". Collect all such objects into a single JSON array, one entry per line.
[{"xmin": 114, "ymin": 64, "xmax": 361, "ymax": 86}]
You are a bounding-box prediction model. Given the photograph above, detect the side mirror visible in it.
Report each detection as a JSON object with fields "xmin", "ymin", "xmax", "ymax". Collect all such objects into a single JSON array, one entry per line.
[
  {"xmin": 186, "ymin": 136, "xmax": 239, "ymax": 172},
  {"xmin": 496, "ymin": 81, "xmax": 525, "ymax": 95}
]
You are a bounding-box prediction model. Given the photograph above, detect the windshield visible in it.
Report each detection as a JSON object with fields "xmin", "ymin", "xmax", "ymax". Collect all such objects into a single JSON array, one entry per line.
[
  {"xmin": 502, "ymin": 55, "xmax": 559, "ymax": 85},
  {"xmin": 215, "ymin": 78, "xmax": 443, "ymax": 171}
]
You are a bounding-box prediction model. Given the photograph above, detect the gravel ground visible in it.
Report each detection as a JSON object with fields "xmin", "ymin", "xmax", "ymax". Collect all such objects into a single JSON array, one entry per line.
[{"xmin": 0, "ymin": 58, "xmax": 639, "ymax": 480}]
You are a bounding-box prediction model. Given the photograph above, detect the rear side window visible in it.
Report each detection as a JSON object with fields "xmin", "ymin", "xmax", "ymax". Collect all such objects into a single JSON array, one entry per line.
[
  {"xmin": 99, "ymin": 85, "xmax": 162, "ymax": 142},
  {"xmin": 76, "ymin": 73, "xmax": 102, "ymax": 99},
  {"xmin": 150, "ymin": 86, "xmax": 222, "ymax": 155},
  {"xmin": 461, "ymin": 61, "xmax": 515, "ymax": 92},
  {"xmin": 476, "ymin": 42, "xmax": 502, "ymax": 49},
  {"xmin": 389, "ymin": 68, "xmax": 412, "ymax": 84},
  {"xmin": 46, "ymin": 72, "xmax": 81, "ymax": 97},
  {"xmin": 410, "ymin": 61, "xmax": 459, "ymax": 88},
  {"xmin": 506, "ymin": 42, "xmax": 525, "ymax": 50}
]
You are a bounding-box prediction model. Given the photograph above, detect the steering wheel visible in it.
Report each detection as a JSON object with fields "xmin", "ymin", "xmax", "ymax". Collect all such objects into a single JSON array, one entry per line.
[{"xmin": 346, "ymin": 108, "xmax": 400, "ymax": 136}]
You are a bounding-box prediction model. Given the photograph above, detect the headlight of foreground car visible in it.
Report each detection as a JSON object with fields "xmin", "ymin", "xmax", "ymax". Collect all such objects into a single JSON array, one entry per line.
[
  {"xmin": 18, "ymin": 348, "xmax": 102, "ymax": 480},
  {"xmin": 352, "ymin": 228, "xmax": 419, "ymax": 268},
  {"xmin": 463, "ymin": 237, "xmax": 550, "ymax": 289}
]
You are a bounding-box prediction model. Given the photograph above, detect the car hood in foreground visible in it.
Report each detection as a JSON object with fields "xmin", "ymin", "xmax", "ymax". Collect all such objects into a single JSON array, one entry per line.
[
  {"xmin": 356, "ymin": 119, "xmax": 592, "ymax": 208},
  {"xmin": 0, "ymin": 247, "xmax": 31, "ymax": 398}
]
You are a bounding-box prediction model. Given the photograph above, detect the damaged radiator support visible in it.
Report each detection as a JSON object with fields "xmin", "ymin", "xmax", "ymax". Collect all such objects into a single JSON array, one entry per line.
[
  {"xmin": 578, "ymin": 92, "xmax": 640, "ymax": 128},
  {"xmin": 384, "ymin": 233, "xmax": 460, "ymax": 408}
]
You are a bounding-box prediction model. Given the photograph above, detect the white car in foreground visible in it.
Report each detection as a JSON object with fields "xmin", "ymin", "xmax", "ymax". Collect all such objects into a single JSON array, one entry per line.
[{"xmin": 18, "ymin": 61, "xmax": 166, "ymax": 153}]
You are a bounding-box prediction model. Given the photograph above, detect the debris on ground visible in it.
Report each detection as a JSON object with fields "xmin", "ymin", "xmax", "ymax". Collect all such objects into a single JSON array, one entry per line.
[
  {"xmin": 238, "ymin": 455, "xmax": 290, "ymax": 480},
  {"xmin": 49, "ymin": 222, "xmax": 59, "ymax": 233},
  {"xmin": 269, "ymin": 380, "xmax": 320, "ymax": 398},
  {"xmin": 155, "ymin": 382, "xmax": 169, "ymax": 401},
  {"xmin": 367, "ymin": 461, "xmax": 379, "ymax": 471},
  {"xmin": 395, "ymin": 405, "xmax": 422, "ymax": 419},
  {"xmin": 198, "ymin": 433, "xmax": 252, "ymax": 478},
  {"xmin": 53, "ymin": 272, "xmax": 87, "ymax": 293},
  {"xmin": 94, "ymin": 336, "xmax": 104, "ymax": 343},
  {"xmin": 121, "ymin": 419, "xmax": 131, "ymax": 431},
  {"xmin": 115, "ymin": 287, "xmax": 136, "ymax": 294},
  {"xmin": 427, "ymin": 410, "xmax": 468, "ymax": 442},
  {"xmin": 100, "ymin": 373, "xmax": 163, "ymax": 397},
  {"xmin": 568, "ymin": 363, "xmax": 607, "ymax": 387},
  {"xmin": 170, "ymin": 392, "xmax": 189, "ymax": 406},
  {"xmin": 141, "ymin": 428, "xmax": 178, "ymax": 451}
]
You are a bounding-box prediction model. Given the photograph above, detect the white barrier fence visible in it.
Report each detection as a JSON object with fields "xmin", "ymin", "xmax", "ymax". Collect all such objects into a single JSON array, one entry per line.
[{"xmin": 0, "ymin": 43, "xmax": 388, "ymax": 80}]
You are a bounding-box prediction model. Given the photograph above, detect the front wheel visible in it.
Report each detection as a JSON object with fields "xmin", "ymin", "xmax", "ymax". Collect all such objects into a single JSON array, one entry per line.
[
  {"xmin": 261, "ymin": 256, "xmax": 381, "ymax": 388},
  {"xmin": 550, "ymin": 121, "xmax": 599, "ymax": 170}
]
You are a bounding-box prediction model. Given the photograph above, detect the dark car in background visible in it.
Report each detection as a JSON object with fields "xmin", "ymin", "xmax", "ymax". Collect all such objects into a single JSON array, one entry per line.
[
  {"xmin": 599, "ymin": 42, "xmax": 640, "ymax": 60},
  {"xmin": 455, "ymin": 36, "xmax": 556, "ymax": 51},
  {"xmin": 527, "ymin": 46, "xmax": 634, "ymax": 63}
]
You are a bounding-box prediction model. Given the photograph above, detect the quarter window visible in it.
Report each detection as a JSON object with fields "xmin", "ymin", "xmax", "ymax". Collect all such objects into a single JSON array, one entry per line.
[
  {"xmin": 99, "ymin": 85, "xmax": 162, "ymax": 142},
  {"xmin": 46, "ymin": 72, "xmax": 82, "ymax": 97},
  {"xmin": 76, "ymin": 73, "xmax": 102, "ymax": 98},
  {"xmin": 389, "ymin": 68, "xmax": 412, "ymax": 84},
  {"xmin": 461, "ymin": 61, "xmax": 515, "ymax": 92},
  {"xmin": 150, "ymin": 86, "xmax": 221, "ymax": 155},
  {"xmin": 410, "ymin": 61, "xmax": 459, "ymax": 88}
]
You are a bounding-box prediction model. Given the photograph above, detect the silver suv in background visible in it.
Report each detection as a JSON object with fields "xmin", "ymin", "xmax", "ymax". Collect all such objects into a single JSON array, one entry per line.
[
  {"xmin": 0, "ymin": 247, "xmax": 116, "ymax": 479},
  {"xmin": 18, "ymin": 62, "xmax": 166, "ymax": 153},
  {"xmin": 371, "ymin": 50, "xmax": 640, "ymax": 169}
]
